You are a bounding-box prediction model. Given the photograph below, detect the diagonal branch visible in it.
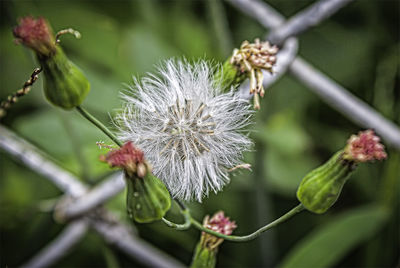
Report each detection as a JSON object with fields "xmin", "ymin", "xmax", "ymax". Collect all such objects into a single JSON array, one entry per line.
[
  {"xmin": 21, "ymin": 220, "xmax": 89, "ymax": 268},
  {"xmin": 0, "ymin": 125, "xmax": 87, "ymax": 197},
  {"xmin": 57, "ymin": 172, "xmax": 125, "ymax": 221},
  {"xmin": 228, "ymin": 0, "xmax": 400, "ymax": 149},
  {"xmin": 268, "ymin": 0, "xmax": 355, "ymax": 45},
  {"xmin": 0, "ymin": 124, "xmax": 185, "ymax": 267},
  {"xmin": 91, "ymin": 215, "xmax": 185, "ymax": 268}
]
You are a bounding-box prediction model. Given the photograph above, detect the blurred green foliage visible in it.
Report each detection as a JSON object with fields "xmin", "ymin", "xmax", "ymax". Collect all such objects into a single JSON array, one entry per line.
[{"xmin": 0, "ymin": 0, "xmax": 399, "ymax": 267}]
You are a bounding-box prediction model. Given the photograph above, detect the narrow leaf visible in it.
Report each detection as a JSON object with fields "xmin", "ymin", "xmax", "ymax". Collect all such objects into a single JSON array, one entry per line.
[{"xmin": 279, "ymin": 205, "xmax": 389, "ymax": 268}]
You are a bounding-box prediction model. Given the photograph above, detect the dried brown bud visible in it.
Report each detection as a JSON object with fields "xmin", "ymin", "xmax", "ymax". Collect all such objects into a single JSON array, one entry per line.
[{"xmin": 230, "ymin": 38, "xmax": 278, "ymax": 109}]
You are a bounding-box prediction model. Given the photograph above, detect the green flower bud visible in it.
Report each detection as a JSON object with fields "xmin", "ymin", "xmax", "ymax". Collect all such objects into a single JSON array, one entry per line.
[
  {"xmin": 190, "ymin": 212, "xmax": 236, "ymax": 268},
  {"xmin": 297, "ymin": 130, "xmax": 387, "ymax": 214},
  {"xmin": 13, "ymin": 16, "xmax": 90, "ymax": 109},
  {"xmin": 191, "ymin": 243, "xmax": 217, "ymax": 268},
  {"xmin": 126, "ymin": 172, "xmax": 171, "ymax": 223},
  {"xmin": 39, "ymin": 46, "xmax": 90, "ymax": 109},
  {"xmin": 100, "ymin": 141, "xmax": 171, "ymax": 223},
  {"xmin": 296, "ymin": 151, "xmax": 354, "ymax": 214}
]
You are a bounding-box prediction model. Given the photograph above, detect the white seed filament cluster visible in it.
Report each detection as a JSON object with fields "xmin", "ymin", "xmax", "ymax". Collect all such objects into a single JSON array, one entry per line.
[
  {"xmin": 118, "ymin": 60, "xmax": 253, "ymax": 201},
  {"xmin": 159, "ymin": 100, "xmax": 215, "ymax": 158}
]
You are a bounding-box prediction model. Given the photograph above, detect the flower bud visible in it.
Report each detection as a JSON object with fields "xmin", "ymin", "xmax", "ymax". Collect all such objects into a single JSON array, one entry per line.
[
  {"xmin": 101, "ymin": 142, "xmax": 171, "ymax": 223},
  {"xmin": 296, "ymin": 130, "xmax": 387, "ymax": 214},
  {"xmin": 13, "ymin": 16, "xmax": 90, "ymax": 109},
  {"xmin": 190, "ymin": 211, "xmax": 236, "ymax": 268}
]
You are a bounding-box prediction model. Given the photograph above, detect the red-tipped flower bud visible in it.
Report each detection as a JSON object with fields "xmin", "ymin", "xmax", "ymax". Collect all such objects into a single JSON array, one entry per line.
[
  {"xmin": 343, "ymin": 130, "xmax": 387, "ymax": 163},
  {"xmin": 13, "ymin": 16, "xmax": 56, "ymax": 57},
  {"xmin": 297, "ymin": 130, "xmax": 387, "ymax": 214},
  {"xmin": 13, "ymin": 16, "xmax": 90, "ymax": 109},
  {"xmin": 191, "ymin": 211, "xmax": 237, "ymax": 268},
  {"xmin": 101, "ymin": 142, "xmax": 171, "ymax": 223}
]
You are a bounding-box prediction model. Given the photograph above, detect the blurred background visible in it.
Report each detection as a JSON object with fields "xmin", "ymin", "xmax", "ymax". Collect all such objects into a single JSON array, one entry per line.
[{"xmin": 0, "ymin": 0, "xmax": 399, "ymax": 267}]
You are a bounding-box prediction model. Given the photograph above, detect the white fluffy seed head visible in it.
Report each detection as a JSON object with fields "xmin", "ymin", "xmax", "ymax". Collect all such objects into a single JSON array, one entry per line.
[{"xmin": 117, "ymin": 59, "xmax": 253, "ymax": 202}]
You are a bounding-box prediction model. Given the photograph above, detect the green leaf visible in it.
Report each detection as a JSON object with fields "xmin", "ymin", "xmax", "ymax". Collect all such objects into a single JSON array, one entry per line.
[{"xmin": 279, "ymin": 205, "xmax": 389, "ymax": 268}]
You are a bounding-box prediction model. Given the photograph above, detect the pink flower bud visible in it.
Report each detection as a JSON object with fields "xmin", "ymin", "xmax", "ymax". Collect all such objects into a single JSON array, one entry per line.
[
  {"xmin": 13, "ymin": 16, "xmax": 56, "ymax": 57},
  {"xmin": 100, "ymin": 141, "xmax": 148, "ymax": 177},
  {"xmin": 343, "ymin": 130, "xmax": 387, "ymax": 163}
]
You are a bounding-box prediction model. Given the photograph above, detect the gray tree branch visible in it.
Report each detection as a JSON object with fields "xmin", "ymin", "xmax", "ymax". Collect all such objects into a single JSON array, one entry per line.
[
  {"xmin": 0, "ymin": 124, "xmax": 185, "ymax": 267},
  {"xmin": 228, "ymin": 0, "xmax": 400, "ymax": 149},
  {"xmin": 268, "ymin": 0, "xmax": 355, "ymax": 44},
  {"xmin": 21, "ymin": 220, "xmax": 89, "ymax": 268},
  {"xmin": 59, "ymin": 172, "xmax": 125, "ymax": 220},
  {"xmin": 91, "ymin": 216, "xmax": 185, "ymax": 268},
  {"xmin": 0, "ymin": 125, "xmax": 87, "ymax": 197}
]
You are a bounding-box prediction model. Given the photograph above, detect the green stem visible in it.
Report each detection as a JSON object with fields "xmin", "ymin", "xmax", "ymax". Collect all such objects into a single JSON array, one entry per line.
[
  {"xmin": 76, "ymin": 106, "xmax": 122, "ymax": 147},
  {"xmin": 190, "ymin": 204, "xmax": 304, "ymax": 242},
  {"xmin": 162, "ymin": 209, "xmax": 192, "ymax": 230}
]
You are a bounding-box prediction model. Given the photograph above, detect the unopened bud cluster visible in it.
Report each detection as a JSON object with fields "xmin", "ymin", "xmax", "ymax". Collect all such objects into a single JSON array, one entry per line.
[{"xmin": 230, "ymin": 39, "xmax": 278, "ymax": 109}]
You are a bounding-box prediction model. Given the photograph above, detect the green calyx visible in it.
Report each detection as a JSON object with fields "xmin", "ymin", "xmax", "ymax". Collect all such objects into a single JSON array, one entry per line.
[
  {"xmin": 296, "ymin": 151, "xmax": 356, "ymax": 214},
  {"xmin": 38, "ymin": 46, "xmax": 90, "ymax": 109},
  {"xmin": 190, "ymin": 242, "xmax": 217, "ymax": 268},
  {"xmin": 126, "ymin": 172, "xmax": 171, "ymax": 223},
  {"xmin": 215, "ymin": 59, "xmax": 246, "ymax": 92}
]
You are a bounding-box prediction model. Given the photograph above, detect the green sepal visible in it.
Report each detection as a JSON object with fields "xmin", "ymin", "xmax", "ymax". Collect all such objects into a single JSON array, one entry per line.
[
  {"xmin": 126, "ymin": 172, "xmax": 171, "ymax": 223},
  {"xmin": 38, "ymin": 46, "xmax": 90, "ymax": 109},
  {"xmin": 215, "ymin": 59, "xmax": 246, "ymax": 92},
  {"xmin": 190, "ymin": 242, "xmax": 217, "ymax": 268},
  {"xmin": 296, "ymin": 151, "xmax": 355, "ymax": 214}
]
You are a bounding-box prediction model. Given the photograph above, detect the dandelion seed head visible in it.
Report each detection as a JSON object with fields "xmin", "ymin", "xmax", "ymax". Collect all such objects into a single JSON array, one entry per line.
[{"xmin": 117, "ymin": 59, "xmax": 253, "ymax": 201}]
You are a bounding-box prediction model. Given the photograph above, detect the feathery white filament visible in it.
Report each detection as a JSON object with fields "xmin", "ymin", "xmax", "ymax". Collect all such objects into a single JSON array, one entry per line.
[{"xmin": 117, "ymin": 60, "xmax": 252, "ymax": 201}]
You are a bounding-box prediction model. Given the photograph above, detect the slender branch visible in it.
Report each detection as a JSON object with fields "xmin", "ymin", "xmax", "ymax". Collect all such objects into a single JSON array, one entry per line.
[
  {"xmin": 226, "ymin": 0, "xmax": 284, "ymax": 29},
  {"xmin": 76, "ymin": 106, "xmax": 122, "ymax": 147},
  {"xmin": 0, "ymin": 124, "xmax": 87, "ymax": 197},
  {"xmin": 268, "ymin": 0, "xmax": 355, "ymax": 45},
  {"xmin": 290, "ymin": 58, "xmax": 400, "ymax": 148},
  {"xmin": 190, "ymin": 204, "xmax": 305, "ymax": 242},
  {"xmin": 228, "ymin": 0, "xmax": 400, "ymax": 149},
  {"xmin": 91, "ymin": 216, "xmax": 185, "ymax": 268},
  {"xmin": 0, "ymin": 67, "xmax": 42, "ymax": 118},
  {"xmin": 57, "ymin": 172, "xmax": 125, "ymax": 221},
  {"xmin": 0, "ymin": 125, "xmax": 185, "ymax": 267},
  {"xmin": 21, "ymin": 220, "xmax": 89, "ymax": 268}
]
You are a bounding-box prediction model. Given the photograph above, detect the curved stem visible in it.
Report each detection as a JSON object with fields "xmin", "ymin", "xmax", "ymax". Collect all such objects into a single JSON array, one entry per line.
[
  {"xmin": 162, "ymin": 209, "xmax": 191, "ymax": 230},
  {"xmin": 190, "ymin": 204, "xmax": 304, "ymax": 242},
  {"xmin": 76, "ymin": 106, "xmax": 122, "ymax": 147}
]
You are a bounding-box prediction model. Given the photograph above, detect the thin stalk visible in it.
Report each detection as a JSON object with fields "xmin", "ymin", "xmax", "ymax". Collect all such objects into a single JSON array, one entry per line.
[
  {"xmin": 162, "ymin": 209, "xmax": 191, "ymax": 230},
  {"xmin": 76, "ymin": 106, "xmax": 122, "ymax": 147},
  {"xmin": 190, "ymin": 204, "xmax": 304, "ymax": 242}
]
